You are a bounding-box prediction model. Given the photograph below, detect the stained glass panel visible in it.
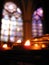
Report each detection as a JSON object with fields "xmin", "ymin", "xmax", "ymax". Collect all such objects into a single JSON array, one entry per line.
[
  {"xmin": 32, "ymin": 7, "xmax": 43, "ymax": 37},
  {"xmin": 1, "ymin": 2, "xmax": 23, "ymax": 43}
]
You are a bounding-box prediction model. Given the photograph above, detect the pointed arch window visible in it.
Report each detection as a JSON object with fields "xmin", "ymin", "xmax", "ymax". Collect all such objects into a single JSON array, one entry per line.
[
  {"xmin": 32, "ymin": 7, "xmax": 43, "ymax": 37},
  {"xmin": 1, "ymin": 2, "xmax": 23, "ymax": 42}
]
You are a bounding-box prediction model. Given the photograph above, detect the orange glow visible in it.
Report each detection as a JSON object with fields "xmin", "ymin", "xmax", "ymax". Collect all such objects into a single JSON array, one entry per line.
[
  {"xmin": 33, "ymin": 38, "xmax": 38, "ymax": 41},
  {"xmin": 42, "ymin": 44, "xmax": 46, "ymax": 48},
  {"xmin": 34, "ymin": 43, "xmax": 39, "ymax": 47},
  {"xmin": 24, "ymin": 40, "xmax": 30, "ymax": 46},
  {"xmin": 16, "ymin": 39, "xmax": 22, "ymax": 43},
  {"xmin": 2, "ymin": 44, "xmax": 8, "ymax": 48},
  {"xmin": 2, "ymin": 44, "xmax": 11, "ymax": 50},
  {"xmin": 32, "ymin": 43, "xmax": 41, "ymax": 50}
]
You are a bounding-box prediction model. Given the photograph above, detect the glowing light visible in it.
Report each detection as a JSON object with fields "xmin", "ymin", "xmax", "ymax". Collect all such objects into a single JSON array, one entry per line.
[
  {"xmin": 2, "ymin": 19, "xmax": 8, "ymax": 24},
  {"xmin": 1, "ymin": 1, "xmax": 23, "ymax": 43},
  {"xmin": 32, "ymin": 9, "xmax": 43, "ymax": 37},
  {"xmin": 39, "ymin": 24, "xmax": 42, "ymax": 26},
  {"xmin": 4, "ymin": 31, "xmax": 9, "ymax": 35},
  {"xmin": 4, "ymin": 2, "xmax": 17, "ymax": 13},
  {"xmin": 17, "ymin": 8, "xmax": 22, "ymax": 14},
  {"xmin": 1, "ymin": 24, "xmax": 9, "ymax": 29},
  {"xmin": 37, "ymin": 8, "xmax": 43, "ymax": 17},
  {"xmin": 8, "ymin": 5, "xmax": 14, "ymax": 10},
  {"xmin": 10, "ymin": 37, "xmax": 15, "ymax": 42},
  {"xmin": 16, "ymin": 39, "xmax": 22, "ymax": 43},
  {"xmin": 2, "ymin": 44, "xmax": 11, "ymax": 50},
  {"xmin": 17, "ymin": 28, "xmax": 20, "ymax": 31},
  {"xmin": 32, "ymin": 43, "xmax": 41, "ymax": 50},
  {"xmin": 42, "ymin": 44, "xmax": 46, "ymax": 48},
  {"xmin": 2, "ymin": 44, "xmax": 8, "ymax": 48},
  {"xmin": 34, "ymin": 43, "xmax": 39, "ymax": 47},
  {"xmin": 33, "ymin": 38, "xmax": 38, "ymax": 41},
  {"xmin": 24, "ymin": 40, "xmax": 30, "ymax": 46}
]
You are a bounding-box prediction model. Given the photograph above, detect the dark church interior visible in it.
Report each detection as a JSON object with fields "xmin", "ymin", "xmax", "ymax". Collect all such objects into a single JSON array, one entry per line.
[{"xmin": 0, "ymin": 0, "xmax": 49, "ymax": 65}]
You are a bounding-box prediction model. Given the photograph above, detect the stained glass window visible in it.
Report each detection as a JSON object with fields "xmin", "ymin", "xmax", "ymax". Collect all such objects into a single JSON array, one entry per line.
[
  {"xmin": 32, "ymin": 7, "xmax": 43, "ymax": 38},
  {"xmin": 1, "ymin": 2, "xmax": 23, "ymax": 43}
]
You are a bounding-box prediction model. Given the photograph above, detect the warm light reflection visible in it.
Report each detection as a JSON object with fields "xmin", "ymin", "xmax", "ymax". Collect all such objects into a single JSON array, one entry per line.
[
  {"xmin": 32, "ymin": 43, "xmax": 41, "ymax": 50},
  {"xmin": 33, "ymin": 38, "xmax": 38, "ymax": 41},
  {"xmin": 2, "ymin": 44, "xmax": 11, "ymax": 50},
  {"xmin": 24, "ymin": 40, "xmax": 30, "ymax": 46},
  {"xmin": 34, "ymin": 43, "xmax": 39, "ymax": 47},
  {"xmin": 2, "ymin": 44, "xmax": 8, "ymax": 48},
  {"xmin": 42, "ymin": 44, "xmax": 46, "ymax": 48},
  {"xmin": 16, "ymin": 39, "xmax": 22, "ymax": 43}
]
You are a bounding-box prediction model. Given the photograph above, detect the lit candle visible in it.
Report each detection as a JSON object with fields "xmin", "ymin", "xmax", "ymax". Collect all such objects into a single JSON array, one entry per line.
[
  {"xmin": 42, "ymin": 44, "xmax": 46, "ymax": 48},
  {"xmin": 31, "ymin": 43, "xmax": 41, "ymax": 50},
  {"xmin": 2, "ymin": 44, "xmax": 11, "ymax": 50}
]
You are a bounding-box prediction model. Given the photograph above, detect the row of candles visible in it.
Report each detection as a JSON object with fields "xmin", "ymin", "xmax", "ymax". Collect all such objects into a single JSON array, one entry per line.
[{"xmin": 0, "ymin": 37, "xmax": 48, "ymax": 50}]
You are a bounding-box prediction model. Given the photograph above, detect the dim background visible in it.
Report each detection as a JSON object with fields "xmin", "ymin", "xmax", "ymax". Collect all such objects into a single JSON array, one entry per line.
[{"xmin": 0, "ymin": 0, "xmax": 49, "ymax": 65}]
